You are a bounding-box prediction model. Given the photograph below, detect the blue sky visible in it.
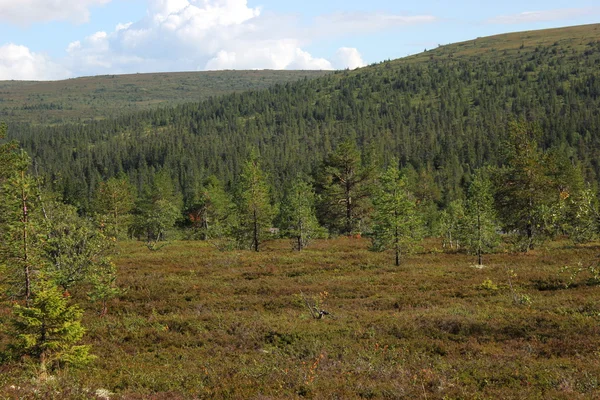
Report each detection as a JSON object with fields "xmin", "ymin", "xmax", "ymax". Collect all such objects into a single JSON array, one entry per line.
[{"xmin": 0, "ymin": 0, "xmax": 598, "ymax": 80}]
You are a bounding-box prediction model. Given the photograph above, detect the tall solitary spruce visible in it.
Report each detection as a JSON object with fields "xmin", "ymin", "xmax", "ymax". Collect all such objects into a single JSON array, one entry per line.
[{"xmin": 316, "ymin": 139, "xmax": 375, "ymax": 235}]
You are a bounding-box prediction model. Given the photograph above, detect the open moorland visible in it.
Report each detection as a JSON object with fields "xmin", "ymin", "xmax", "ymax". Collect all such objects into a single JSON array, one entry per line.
[
  {"xmin": 2, "ymin": 22, "xmax": 600, "ymax": 400},
  {"xmin": 2, "ymin": 238, "xmax": 600, "ymax": 399}
]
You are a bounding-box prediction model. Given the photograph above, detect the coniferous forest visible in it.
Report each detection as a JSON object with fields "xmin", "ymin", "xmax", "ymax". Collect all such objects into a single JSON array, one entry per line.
[{"xmin": 2, "ymin": 24, "xmax": 600, "ymax": 398}]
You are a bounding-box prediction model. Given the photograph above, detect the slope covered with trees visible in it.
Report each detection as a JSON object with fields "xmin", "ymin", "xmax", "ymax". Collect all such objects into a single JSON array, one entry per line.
[
  {"xmin": 2, "ymin": 24, "xmax": 600, "ymax": 238},
  {"xmin": 0, "ymin": 70, "xmax": 330, "ymax": 124}
]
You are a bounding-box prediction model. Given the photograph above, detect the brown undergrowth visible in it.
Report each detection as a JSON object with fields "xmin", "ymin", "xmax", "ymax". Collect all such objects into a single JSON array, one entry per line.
[{"xmin": 2, "ymin": 238, "xmax": 600, "ymax": 399}]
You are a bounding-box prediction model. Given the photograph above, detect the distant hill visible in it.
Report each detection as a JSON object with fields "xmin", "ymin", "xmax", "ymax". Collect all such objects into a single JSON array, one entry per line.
[
  {"xmin": 0, "ymin": 70, "xmax": 330, "ymax": 124},
  {"xmin": 405, "ymin": 23, "xmax": 600, "ymax": 63},
  {"xmin": 6, "ymin": 23, "xmax": 600, "ymax": 210}
]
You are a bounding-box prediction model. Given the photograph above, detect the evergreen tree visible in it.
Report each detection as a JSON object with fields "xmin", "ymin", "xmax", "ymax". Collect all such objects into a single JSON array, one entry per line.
[
  {"xmin": 460, "ymin": 170, "xmax": 500, "ymax": 265},
  {"xmin": 0, "ymin": 151, "xmax": 44, "ymax": 304},
  {"xmin": 237, "ymin": 151, "xmax": 276, "ymax": 251},
  {"xmin": 188, "ymin": 175, "xmax": 237, "ymax": 241},
  {"xmin": 316, "ymin": 139, "xmax": 375, "ymax": 235},
  {"xmin": 11, "ymin": 278, "xmax": 94, "ymax": 380},
  {"xmin": 94, "ymin": 175, "xmax": 135, "ymax": 240},
  {"xmin": 43, "ymin": 202, "xmax": 115, "ymax": 293},
  {"xmin": 87, "ymin": 259, "xmax": 120, "ymax": 317},
  {"xmin": 370, "ymin": 162, "xmax": 423, "ymax": 266},
  {"xmin": 494, "ymin": 120, "xmax": 555, "ymax": 251},
  {"xmin": 280, "ymin": 178, "xmax": 324, "ymax": 251},
  {"xmin": 130, "ymin": 170, "xmax": 181, "ymax": 246},
  {"xmin": 0, "ymin": 122, "xmax": 18, "ymax": 180}
]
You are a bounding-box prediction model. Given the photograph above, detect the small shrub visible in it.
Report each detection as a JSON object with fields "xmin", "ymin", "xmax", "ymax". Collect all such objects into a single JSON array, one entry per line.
[{"xmin": 480, "ymin": 278, "xmax": 498, "ymax": 291}]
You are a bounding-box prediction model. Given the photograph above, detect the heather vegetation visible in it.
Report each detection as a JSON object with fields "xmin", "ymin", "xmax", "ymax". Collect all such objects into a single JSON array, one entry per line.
[{"xmin": 1, "ymin": 24, "xmax": 600, "ymax": 398}]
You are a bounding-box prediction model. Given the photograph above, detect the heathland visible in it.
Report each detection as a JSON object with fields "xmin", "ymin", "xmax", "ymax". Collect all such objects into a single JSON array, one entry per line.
[{"xmin": 1, "ymin": 23, "xmax": 600, "ymax": 399}]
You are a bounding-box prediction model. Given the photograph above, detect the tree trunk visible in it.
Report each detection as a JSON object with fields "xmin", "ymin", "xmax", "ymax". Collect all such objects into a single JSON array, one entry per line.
[
  {"xmin": 477, "ymin": 211, "xmax": 483, "ymax": 265},
  {"xmin": 253, "ymin": 209, "xmax": 259, "ymax": 252},
  {"xmin": 345, "ymin": 180, "xmax": 352, "ymax": 234},
  {"xmin": 21, "ymin": 170, "xmax": 31, "ymax": 305},
  {"xmin": 395, "ymin": 226, "xmax": 400, "ymax": 267}
]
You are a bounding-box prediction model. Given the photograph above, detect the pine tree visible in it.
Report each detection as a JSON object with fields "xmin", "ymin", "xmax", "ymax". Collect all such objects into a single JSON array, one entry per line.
[
  {"xmin": 188, "ymin": 175, "xmax": 237, "ymax": 241},
  {"xmin": 494, "ymin": 120, "xmax": 554, "ymax": 251},
  {"xmin": 370, "ymin": 162, "xmax": 423, "ymax": 266},
  {"xmin": 94, "ymin": 175, "xmax": 135, "ymax": 240},
  {"xmin": 237, "ymin": 150, "xmax": 276, "ymax": 251},
  {"xmin": 0, "ymin": 122, "xmax": 18, "ymax": 180},
  {"xmin": 316, "ymin": 139, "xmax": 375, "ymax": 235},
  {"xmin": 87, "ymin": 259, "xmax": 121, "ymax": 317},
  {"xmin": 43, "ymin": 202, "xmax": 115, "ymax": 293},
  {"xmin": 0, "ymin": 151, "xmax": 44, "ymax": 304},
  {"xmin": 130, "ymin": 170, "xmax": 181, "ymax": 246},
  {"xmin": 460, "ymin": 170, "xmax": 500, "ymax": 265},
  {"xmin": 280, "ymin": 178, "xmax": 324, "ymax": 251},
  {"xmin": 11, "ymin": 278, "xmax": 94, "ymax": 380}
]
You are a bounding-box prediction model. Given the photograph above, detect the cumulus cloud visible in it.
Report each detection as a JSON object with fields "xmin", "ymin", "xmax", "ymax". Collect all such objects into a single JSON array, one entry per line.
[
  {"xmin": 0, "ymin": 0, "xmax": 436, "ymax": 78},
  {"xmin": 332, "ymin": 48, "xmax": 366, "ymax": 70},
  {"xmin": 63, "ymin": 0, "xmax": 435, "ymax": 75},
  {"xmin": 487, "ymin": 8, "xmax": 598, "ymax": 24},
  {"xmin": 0, "ymin": 0, "xmax": 111, "ymax": 24},
  {"xmin": 0, "ymin": 44, "xmax": 71, "ymax": 80}
]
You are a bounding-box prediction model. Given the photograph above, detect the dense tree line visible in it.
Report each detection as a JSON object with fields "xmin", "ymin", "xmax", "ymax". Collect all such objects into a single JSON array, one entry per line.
[
  {"xmin": 4, "ymin": 39, "xmax": 600, "ymax": 216},
  {"xmin": 7, "ymin": 120, "xmax": 590, "ymax": 264}
]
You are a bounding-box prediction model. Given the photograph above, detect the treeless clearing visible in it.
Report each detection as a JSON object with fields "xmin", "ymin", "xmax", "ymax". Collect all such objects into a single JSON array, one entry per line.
[{"xmin": 2, "ymin": 237, "xmax": 600, "ymax": 398}]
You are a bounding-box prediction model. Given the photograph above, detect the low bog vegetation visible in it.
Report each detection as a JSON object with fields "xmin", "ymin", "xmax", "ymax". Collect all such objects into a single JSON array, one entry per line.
[{"xmin": 2, "ymin": 237, "xmax": 600, "ymax": 399}]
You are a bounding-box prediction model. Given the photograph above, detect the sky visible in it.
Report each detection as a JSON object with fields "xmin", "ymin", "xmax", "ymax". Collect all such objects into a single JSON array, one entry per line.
[{"xmin": 0, "ymin": 0, "xmax": 599, "ymax": 80}]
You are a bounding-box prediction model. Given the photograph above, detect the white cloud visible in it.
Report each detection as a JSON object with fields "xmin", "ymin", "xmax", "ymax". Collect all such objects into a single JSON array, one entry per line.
[
  {"xmin": 0, "ymin": 44, "xmax": 70, "ymax": 80},
  {"xmin": 116, "ymin": 22, "xmax": 133, "ymax": 32},
  {"xmin": 63, "ymin": 0, "xmax": 436, "ymax": 75},
  {"xmin": 487, "ymin": 8, "xmax": 598, "ymax": 24},
  {"xmin": 0, "ymin": 0, "xmax": 111, "ymax": 24},
  {"xmin": 313, "ymin": 12, "xmax": 437, "ymax": 38},
  {"xmin": 0, "ymin": 0, "xmax": 437, "ymax": 78},
  {"xmin": 332, "ymin": 48, "xmax": 366, "ymax": 70}
]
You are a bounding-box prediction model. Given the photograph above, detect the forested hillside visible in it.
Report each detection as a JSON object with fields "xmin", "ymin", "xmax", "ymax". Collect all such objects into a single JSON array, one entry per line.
[
  {"xmin": 4, "ymin": 24, "xmax": 600, "ymax": 214},
  {"xmin": 3, "ymin": 24, "xmax": 600, "ymax": 397},
  {"xmin": 0, "ymin": 70, "xmax": 330, "ymax": 124}
]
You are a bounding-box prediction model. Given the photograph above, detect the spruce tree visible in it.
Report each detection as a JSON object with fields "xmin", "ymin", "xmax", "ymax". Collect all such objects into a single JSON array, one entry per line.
[{"xmin": 11, "ymin": 278, "xmax": 94, "ymax": 380}]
